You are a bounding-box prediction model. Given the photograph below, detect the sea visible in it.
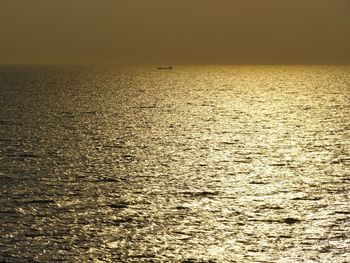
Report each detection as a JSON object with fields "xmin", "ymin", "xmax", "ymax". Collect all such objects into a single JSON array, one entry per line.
[{"xmin": 0, "ymin": 65, "xmax": 349, "ymax": 262}]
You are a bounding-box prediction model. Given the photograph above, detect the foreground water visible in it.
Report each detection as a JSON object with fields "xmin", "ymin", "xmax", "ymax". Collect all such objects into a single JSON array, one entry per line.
[{"xmin": 0, "ymin": 65, "xmax": 349, "ymax": 262}]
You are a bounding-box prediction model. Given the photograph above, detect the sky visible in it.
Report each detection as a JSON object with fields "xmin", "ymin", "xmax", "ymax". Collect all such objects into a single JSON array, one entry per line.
[{"xmin": 0, "ymin": 0, "xmax": 349, "ymax": 64}]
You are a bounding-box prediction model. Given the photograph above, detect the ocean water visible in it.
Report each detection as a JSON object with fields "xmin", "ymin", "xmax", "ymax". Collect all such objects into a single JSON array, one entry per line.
[{"xmin": 0, "ymin": 65, "xmax": 349, "ymax": 262}]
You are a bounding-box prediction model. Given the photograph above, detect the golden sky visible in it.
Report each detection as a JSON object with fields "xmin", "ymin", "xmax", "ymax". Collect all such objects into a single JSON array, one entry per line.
[{"xmin": 1, "ymin": 0, "xmax": 349, "ymax": 64}]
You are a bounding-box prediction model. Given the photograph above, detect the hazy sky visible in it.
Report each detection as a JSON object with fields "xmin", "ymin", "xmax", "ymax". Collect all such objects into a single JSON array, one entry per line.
[{"xmin": 1, "ymin": 0, "xmax": 349, "ymax": 64}]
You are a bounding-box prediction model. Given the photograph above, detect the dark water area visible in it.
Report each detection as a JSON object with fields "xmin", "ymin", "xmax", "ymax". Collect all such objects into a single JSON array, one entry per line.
[{"xmin": 0, "ymin": 65, "xmax": 349, "ymax": 262}]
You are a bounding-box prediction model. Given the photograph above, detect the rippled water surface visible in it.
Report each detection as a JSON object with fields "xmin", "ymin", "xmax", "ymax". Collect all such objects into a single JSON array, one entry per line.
[{"xmin": 0, "ymin": 65, "xmax": 349, "ymax": 262}]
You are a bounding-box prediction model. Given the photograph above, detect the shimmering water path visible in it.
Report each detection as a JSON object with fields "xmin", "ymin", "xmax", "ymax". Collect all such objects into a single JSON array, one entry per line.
[{"xmin": 0, "ymin": 65, "xmax": 349, "ymax": 262}]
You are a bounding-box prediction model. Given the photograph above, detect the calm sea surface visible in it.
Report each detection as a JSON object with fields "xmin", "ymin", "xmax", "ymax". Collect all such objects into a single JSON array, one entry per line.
[{"xmin": 0, "ymin": 65, "xmax": 349, "ymax": 262}]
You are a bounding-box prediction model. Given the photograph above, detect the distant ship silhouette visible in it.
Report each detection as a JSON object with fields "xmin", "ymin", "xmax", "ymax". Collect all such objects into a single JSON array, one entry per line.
[{"xmin": 157, "ymin": 66, "xmax": 173, "ymax": 70}]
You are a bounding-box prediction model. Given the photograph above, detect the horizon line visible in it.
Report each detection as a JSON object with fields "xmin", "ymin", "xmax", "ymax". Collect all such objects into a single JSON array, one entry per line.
[{"xmin": 1, "ymin": 63, "xmax": 350, "ymax": 67}]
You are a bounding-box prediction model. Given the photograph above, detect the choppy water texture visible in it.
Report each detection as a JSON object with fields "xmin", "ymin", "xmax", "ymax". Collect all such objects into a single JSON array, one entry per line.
[{"xmin": 0, "ymin": 65, "xmax": 349, "ymax": 262}]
